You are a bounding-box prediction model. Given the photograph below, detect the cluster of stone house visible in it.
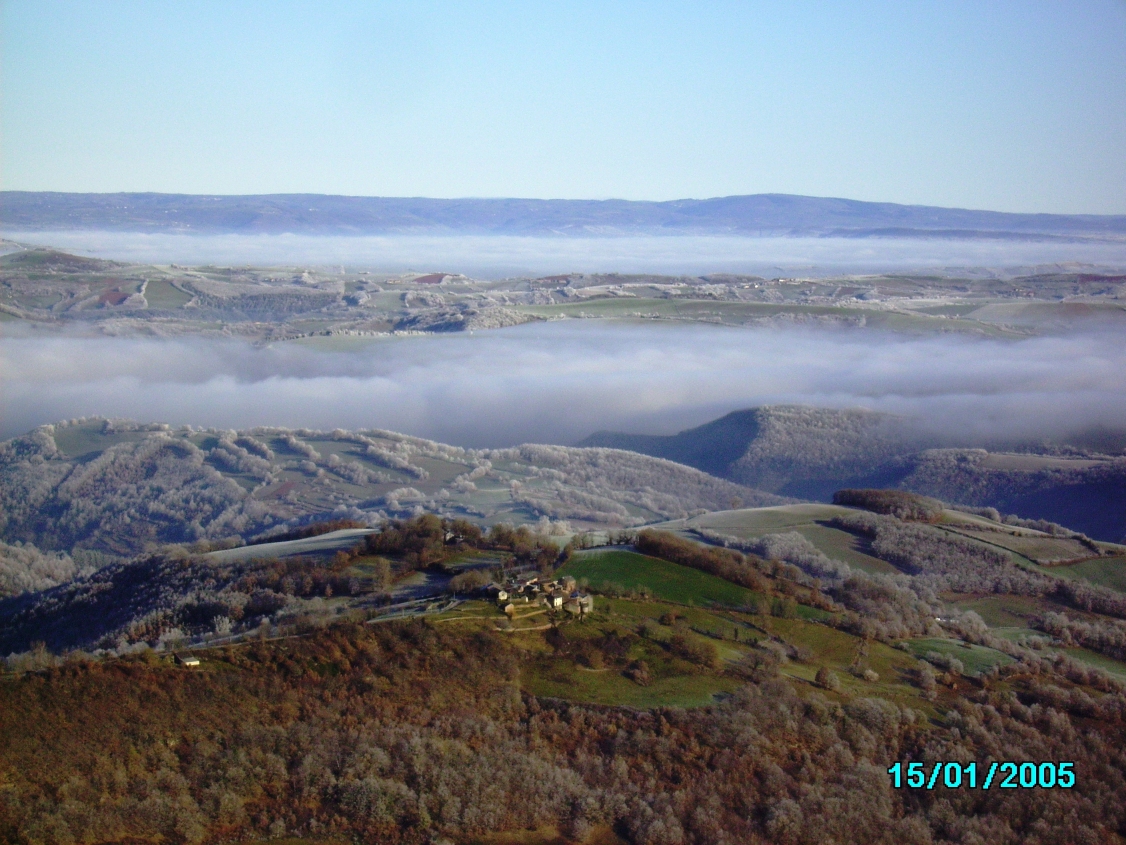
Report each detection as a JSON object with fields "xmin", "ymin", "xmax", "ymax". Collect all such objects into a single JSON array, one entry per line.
[{"xmin": 489, "ymin": 574, "xmax": 594, "ymax": 617}]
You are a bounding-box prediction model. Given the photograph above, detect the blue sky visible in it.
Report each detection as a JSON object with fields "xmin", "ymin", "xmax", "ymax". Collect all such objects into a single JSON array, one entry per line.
[{"xmin": 2, "ymin": 1, "xmax": 1125, "ymax": 212}]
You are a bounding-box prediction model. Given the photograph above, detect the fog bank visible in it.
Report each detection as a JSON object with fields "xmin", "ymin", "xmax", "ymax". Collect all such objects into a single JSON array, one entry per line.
[
  {"xmin": 3, "ymin": 321, "xmax": 1125, "ymax": 448},
  {"xmin": 6, "ymin": 231, "xmax": 1126, "ymax": 277}
]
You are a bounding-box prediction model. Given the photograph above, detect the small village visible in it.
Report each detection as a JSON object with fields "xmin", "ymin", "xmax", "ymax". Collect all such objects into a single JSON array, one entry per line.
[{"xmin": 487, "ymin": 573, "xmax": 595, "ymax": 619}]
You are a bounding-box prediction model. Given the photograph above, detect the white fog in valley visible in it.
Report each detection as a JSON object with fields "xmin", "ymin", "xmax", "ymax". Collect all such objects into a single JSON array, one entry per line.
[
  {"xmin": 6, "ymin": 232, "xmax": 1126, "ymax": 277},
  {"xmin": 4, "ymin": 321, "xmax": 1125, "ymax": 447}
]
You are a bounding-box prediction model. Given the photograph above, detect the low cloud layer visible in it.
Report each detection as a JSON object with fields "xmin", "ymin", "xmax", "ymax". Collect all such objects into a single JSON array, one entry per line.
[
  {"xmin": 6, "ymin": 231, "xmax": 1126, "ymax": 277},
  {"xmin": 4, "ymin": 321, "xmax": 1125, "ymax": 448}
]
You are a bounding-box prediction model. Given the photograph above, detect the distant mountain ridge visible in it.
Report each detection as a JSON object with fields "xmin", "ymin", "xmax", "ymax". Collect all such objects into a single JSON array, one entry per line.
[{"xmin": 3, "ymin": 191, "xmax": 1125, "ymax": 239}]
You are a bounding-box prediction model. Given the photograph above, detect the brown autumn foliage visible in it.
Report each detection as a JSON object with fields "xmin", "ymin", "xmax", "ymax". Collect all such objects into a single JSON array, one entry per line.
[
  {"xmin": 832, "ymin": 489, "xmax": 944, "ymax": 522},
  {"xmin": 636, "ymin": 530, "xmax": 767, "ymax": 593},
  {"xmin": 2, "ymin": 620, "xmax": 1126, "ymax": 844}
]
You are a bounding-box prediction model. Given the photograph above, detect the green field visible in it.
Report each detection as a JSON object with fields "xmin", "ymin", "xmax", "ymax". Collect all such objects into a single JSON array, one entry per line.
[
  {"xmin": 1047, "ymin": 556, "xmax": 1126, "ymax": 594},
  {"xmin": 1065, "ymin": 647, "xmax": 1126, "ymax": 679},
  {"xmin": 51, "ymin": 422, "xmax": 155, "ymax": 460},
  {"xmin": 790, "ymin": 523, "xmax": 900, "ymax": 575},
  {"xmin": 945, "ymin": 594, "xmax": 1046, "ymax": 627},
  {"xmin": 989, "ymin": 627, "xmax": 1045, "ymax": 643},
  {"xmin": 143, "ymin": 279, "xmax": 193, "ymax": 309},
  {"xmin": 904, "ymin": 638, "xmax": 1014, "ymax": 675},
  {"xmin": 560, "ymin": 549, "xmax": 761, "ymax": 607}
]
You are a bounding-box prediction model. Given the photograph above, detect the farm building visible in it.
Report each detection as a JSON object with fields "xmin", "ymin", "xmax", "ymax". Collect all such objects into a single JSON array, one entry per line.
[
  {"xmin": 543, "ymin": 591, "xmax": 565, "ymax": 610},
  {"xmin": 176, "ymin": 654, "xmax": 201, "ymax": 667},
  {"xmin": 564, "ymin": 592, "xmax": 595, "ymax": 616}
]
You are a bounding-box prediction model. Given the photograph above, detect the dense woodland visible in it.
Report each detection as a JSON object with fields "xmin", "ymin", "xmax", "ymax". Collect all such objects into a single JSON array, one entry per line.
[
  {"xmin": 4, "ymin": 489, "xmax": 1126, "ymax": 842},
  {"xmin": 2, "ymin": 619, "xmax": 1126, "ymax": 845}
]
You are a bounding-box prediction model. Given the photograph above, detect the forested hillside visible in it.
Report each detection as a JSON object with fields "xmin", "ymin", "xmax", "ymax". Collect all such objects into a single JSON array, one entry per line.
[
  {"xmin": 0, "ymin": 419, "xmax": 782, "ymax": 560},
  {"xmin": 581, "ymin": 406, "xmax": 1126, "ymax": 542}
]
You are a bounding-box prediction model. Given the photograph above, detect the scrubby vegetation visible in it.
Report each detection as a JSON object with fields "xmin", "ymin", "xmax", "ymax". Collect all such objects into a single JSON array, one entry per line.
[
  {"xmin": 832, "ymin": 488, "xmax": 943, "ymax": 522},
  {"xmin": 0, "ymin": 548, "xmax": 364, "ymax": 657},
  {"xmin": 587, "ymin": 406, "xmax": 1126, "ymax": 542},
  {"xmin": 897, "ymin": 448, "xmax": 1126, "ymax": 543},
  {"xmin": 830, "ymin": 510, "xmax": 1126, "ymax": 624},
  {"xmin": 1038, "ymin": 612, "xmax": 1126, "ymax": 662}
]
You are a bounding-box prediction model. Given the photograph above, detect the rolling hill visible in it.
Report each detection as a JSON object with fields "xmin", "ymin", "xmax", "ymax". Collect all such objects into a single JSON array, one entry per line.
[
  {"xmin": 580, "ymin": 406, "xmax": 1126, "ymax": 542},
  {"xmin": 0, "ymin": 418, "xmax": 785, "ymax": 561}
]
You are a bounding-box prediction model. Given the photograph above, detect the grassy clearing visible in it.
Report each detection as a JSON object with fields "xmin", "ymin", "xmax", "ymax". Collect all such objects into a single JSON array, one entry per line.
[
  {"xmin": 945, "ymin": 593, "xmax": 1069, "ymax": 628},
  {"xmin": 206, "ymin": 529, "xmax": 373, "ymax": 563},
  {"xmin": 1047, "ymin": 556, "xmax": 1126, "ymax": 593},
  {"xmin": 904, "ymin": 638, "xmax": 1014, "ymax": 675},
  {"xmin": 51, "ymin": 423, "xmax": 153, "ymax": 460},
  {"xmin": 762, "ymin": 617, "xmax": 860, "ymax": 666},
  {"xmin": 143, "ymin": 279, "xmax": 192, "ymax": 308},
  {"xmin": 672, "ymin": 505, "xmax": 897, "ymax": 575},
  {"xmin": 791, "ymin": 524, "xmax": 900, "ymax": 575},
  {"xmin": 556, "ymin": 595, "xmax": 932, "ymax": 711},
  {"xmin": 939, "ymin": 510, "xmax": 1003, "ymax": 530},
  {"xmin": 683, "ymin": 504, "xmax": 851, "ymax": 538},
  {"xmin": 1064, "ymin": 648, "xmax": 1126, "ymax": 679},
  {"xmin": 561, "ymin": 550, "xmax": 760, "ymax": 608},
  {"xmin": 519, "ymin": 603, "xmax": 747, "ymax": 708}
]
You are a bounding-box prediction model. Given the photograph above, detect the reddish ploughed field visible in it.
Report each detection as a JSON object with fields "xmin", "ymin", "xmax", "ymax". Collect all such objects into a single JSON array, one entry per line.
[{"xmin": 98, "ymin": 289, "xmax": 130, "ymax": 305}]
